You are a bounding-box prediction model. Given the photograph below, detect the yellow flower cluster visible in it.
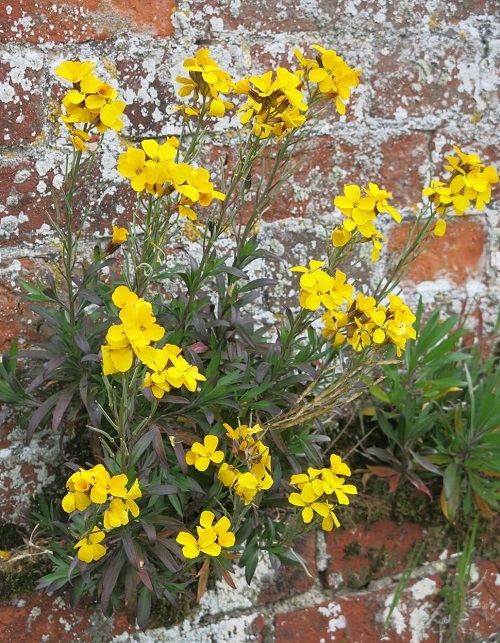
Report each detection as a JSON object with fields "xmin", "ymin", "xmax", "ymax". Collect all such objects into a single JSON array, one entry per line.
[
  {"xmin": 55, "ymin": 60, "xmax": 125, "ymax": 150},
  {"xmin": 176, "ymin": 510, "xmax": 236, "ymax": 559},
  {"xmin": 322, "ymin": 292, "xmax": 416, "ymax": 356},
  {"xmin": 423, "ymin": 146, "xmax": 499, "ymax": 236},
  {"xmin": 290, "ymin": 262, "xmax": 353, "ymax": 311},
  {"xmin": 290, "ymin": 263, "xmax": 416, "ymax": 355},
  {"xmin": 234, "ymin": 68, "xmax": 308, "ymax": 139},
  {"xmin": 62, "ymin": 464, "xmax": 142, "ymax": 562},
  {"xmin": 295, "ymin": 45, "xmax": 361, "ymax": 115},
  {"xmin": 288, "ymin": 454, "xmax": 357, "ymax": 531},
  {"xmin": 186, "ymin": 435, "xmax": 224, "ymax": 471},
  {"xmin": 117, "ymin": 138, "xmax": 225, "ymax": 220},
  {"xmin": 184, "ymin": 424, "xmax": 274, "ymax": 505},
  {"xmin": 218, "ymin": 423, "xmax": 273, "ymax": 505},
  {"xmin": 176, "ymin": 48, "xmax": 234, "ymax": 118},
  {"xmin": 332, "ymin": 182, "xmax": 402, "ymax": 262},
  {"xmin": 102, "ymin": 285, "xmax": 165, "ymax": 375},
  {"xmin": 102, "ymin": 286, "xmax": 206, "ymax": 398}
]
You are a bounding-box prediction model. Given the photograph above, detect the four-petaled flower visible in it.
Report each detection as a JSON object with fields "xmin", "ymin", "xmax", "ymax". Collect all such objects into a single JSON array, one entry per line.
[
  {"xmin": 185, "ymin": 435, "xmax": 224, "ymax": 471},
  {"xmin": 74, "ymin": 527, "xmax": 107, "ymax": 563}
]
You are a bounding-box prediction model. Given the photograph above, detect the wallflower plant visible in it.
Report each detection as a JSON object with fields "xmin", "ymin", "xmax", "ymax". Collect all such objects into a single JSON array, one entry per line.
[{"xmin": 0, "ymin": 44, "xmax": 495, "ymax": 629}]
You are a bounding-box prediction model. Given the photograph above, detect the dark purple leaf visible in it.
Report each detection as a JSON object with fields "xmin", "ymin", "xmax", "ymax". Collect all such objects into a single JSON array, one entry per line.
[
  {"xmin": 73, "ymin": 331, "xmax": 91, "ymax": 353},
  {"xmin": 51, "ymin": 386, "xmax": 76, "ymax": 432},
  {"xmin": 100, "ymin": 551, "xmax": 125, "ymax": 613}
]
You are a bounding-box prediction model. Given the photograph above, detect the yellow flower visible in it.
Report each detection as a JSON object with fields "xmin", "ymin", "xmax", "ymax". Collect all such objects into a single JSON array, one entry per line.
[
  {"xmin": 290, "ymin": 260, "xmax": 334, "ymax": 311},
  {"xmin": 288, "ymin": 487, "xmax": 330, "ymax": 523},
  {"xmin": 331, "ymin": 227, "xmax": 352, "ymax": 248},
  {"xmin": 217, "ymin": 462, "xmax": 241, "ymax": 487},
  {"xmin": 321, "ymin": 474, "xmax": 358, "ymax": 505},
  {"xmin": 118, "ymin": 300, "xmax": 165, "ymax": 347},
  {"xmin": 101, "ymin": 344, "xmax": 134, "ymax": 375},
  {"xmin": 90, "ymin": 470, "xmax": 129, "ymax": 504},
  {"xmin": 199, "ymin": 510, "xmax": 236, "ymax": 548},
  {"xmin": 434, "ymin": 218, "xmax": 447, "ymax": 237},
  {"xmin": 164, "ymin": 354, "xmax": 206, "ymax": 392},
  {"xmin": 328, "ymin": 454, "xmax": 352, "ymax": 477},
  {"xmin": 233, "ymin": 470, "xmax": 273, "ymax": 505},
  {"xmin": 103, "ymin": 498, "xmax": 129, "ymax": 530},
  {"xmin": 111, "ymin": 226, "xmax": 128, "ymax": 245},
  {"xmin": 307, "ymin": 45, "xmax": 361, "ymax": 114},
  {"xmin": 175, "ymin": 509, "xmax": 234, "ymax": 559},
  {"xmin": 177, "ymin": 48, "xmax": 234, "ymax": 118},
  {"xmin": 321, "ymin": 309, "xmax": 348, "ymax": 346},
  {"xmin": 185, "ymin": 435, "xmax": 224, "ymax": 472},
  {"xmin": 74, "ymin": 527, "xmax": 107, "ymax": 563},
  {"xmin": 55, "ymin": 60, "xmax": 95, "ymax": 83},
  {"xmin": 117, "ymin": 147, "xmax": 157, "ymax": 192},
  {"xmin": 61, "ymin": 468, "xmax": 96, "ymax": 513},
  {"xmin": 235, "ymin": 67, "xmax": 308, "ymax": 139},
  {"xmin": 56, "ymin": 61, "xmax": 125, "ymax": 136},
  {"xmin": 176, "ymin": 528, "xmax": 220, "ymax": 559},
  {"xmin": 321, "ymin": 504, "xmax": 342, "ymax": 531},
  {"xmin": 124, "ymin": 479, "xmax": 142, "ymax": 518}
]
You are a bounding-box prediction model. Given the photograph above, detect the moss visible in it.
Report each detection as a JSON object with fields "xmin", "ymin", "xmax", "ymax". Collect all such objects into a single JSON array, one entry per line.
[
  {"xmin": 0, "ymin": 522, "xmax": 26, "ymax": 549},
  {"xmin": 148, "ymin": 593, "xmax": 193, "ymax": 630},
  {"xmin": 0, "ymin": 554, "xmax": 52, "ymax": 601},
  {"xmin": 367, "ymin": 545, "xmax": 388, "ymax": 575},
  {"xmin": 343, "ymin": 541, "xmax": 362, "ymax": 558}
]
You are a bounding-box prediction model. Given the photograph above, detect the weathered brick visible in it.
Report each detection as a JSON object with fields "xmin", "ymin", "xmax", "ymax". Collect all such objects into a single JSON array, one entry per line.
[
  {"xmin": 0, "ymin": 53, "xmax": 45, "ymax": 145},
  {"xmin": 115, "ymin": 48, "xmax": 178, "ymax": 137},
  {"xmin": 0, "ymin": 593, "xmax": 135, "ymax": 643},
  {"xmin": 370, "ymin": 40, "xmax": 478, "ymax": 120},
  {"xmin": 182, "ymin": 0, "xmax": 318, "ymax": 37},
  {"xmin": 0, "ymin": 0, "xmax": 174, "ymax": 44},
  {"xmin": 388, "ymin": 217, "xmax": 487, "ymax": 284},
  {"xmin": 0, "ymin": 154, "xmax": 136, "ymax": 242},
  {"xmin": 386, "ymin": 1, "xmax": 495, "ymax": 30},
  {"xmin": 0, "ymin": 257, "xmax": 51, "ymax": 351},
  {"xmin": 378, "ymin": 131, "xmax": 431, "ymax": 207},
  {"xmin": 258, "ymin": 531, "xmax": 316, "ymax": 603},
  {"xmin": 325, "ymin": 520, "xmax": 427, "ymax": 588},
  {"xmin": 275, "ymin": 574, "xmax": 443, "ymax": 643}
]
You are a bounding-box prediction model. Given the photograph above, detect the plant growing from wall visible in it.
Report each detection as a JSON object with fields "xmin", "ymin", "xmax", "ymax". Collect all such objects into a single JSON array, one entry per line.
[{"xmin": 0, "ymin": 46, "xmax": 497, "ymax": 628}]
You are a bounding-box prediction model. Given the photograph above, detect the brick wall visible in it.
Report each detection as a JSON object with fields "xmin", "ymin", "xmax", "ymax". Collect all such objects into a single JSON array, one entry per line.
[
  {"xmin": 1, "ymin": 0, "xmax": 499, "ymax": 351},
  {"xmin": 0, "ymin": 1, "xmax": 499, "ymax": 640}
]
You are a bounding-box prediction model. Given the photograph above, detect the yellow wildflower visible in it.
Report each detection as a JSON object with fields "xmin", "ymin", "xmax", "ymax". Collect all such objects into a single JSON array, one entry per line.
[
  {"xmin": 185, "ymin": 435, "xmax": 224, "ymax": 472},
  {"xmin": 74, "ymin": 527, "xmax": 107, "ymax": 563}
]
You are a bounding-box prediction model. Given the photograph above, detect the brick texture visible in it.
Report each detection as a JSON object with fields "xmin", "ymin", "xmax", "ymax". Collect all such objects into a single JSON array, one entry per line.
[
  {"xmin": 388, "ymin": 218, "xmax": 487, "ymax": 285},
  {"xmin": 0, "ymin": 0, "xmax": 174, "ymax": 43},
  {"xmin": 0, "ymin": 1, "xmax": 499, "ymax": 640}
]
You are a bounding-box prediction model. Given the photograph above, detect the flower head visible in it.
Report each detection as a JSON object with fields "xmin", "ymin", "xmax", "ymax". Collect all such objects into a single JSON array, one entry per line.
[
  {"xmin": 185, "ymin": 435, "xmax": 224, "ymax": 472},
  {"xmin": 74, "ymin": 527, "xmax": 107, "ymax": 563},
  {"xmin": 55, "ymin": 60, "xmax": 125, "ymax": 147}
]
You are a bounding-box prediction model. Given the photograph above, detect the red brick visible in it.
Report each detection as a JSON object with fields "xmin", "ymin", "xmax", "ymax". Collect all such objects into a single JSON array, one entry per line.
[
  {"xmin": 258, "ymin": 531, "xmax": 316, "ymax": 603},
  {"xmin": 370, "ymin": 42, "xmax": 476, "ymax": 120},
  {"xmin": 184, "ymin": 0, "xmax": 318, "ymax": 36},
  {"xmin": 0, "ymin": 257, "xmax": 53, "ymax": 351},
  {"xmin": 387, "ymin": 1, "xmax": 496, "ymax": 29},
  {"xmin": 0, "ymin": 155, "xmax": 136, "ymax": 242},
  {"xmin": 464, "ymin": 560, "xmax": 500, "ymax": 639},
  {"xmin": 0, "ymin": 0, "xmax": 174, "ymax": 44},
  {"xmin": 275, "ymin": 574, "xmax": 443, "ymax": 643},
  {"xmin": 115, "ymin": 52, "xmax": 177, "ymax": 136},
  {"xmin": 388, "ymin": 217, "xmax": 486, "ymax": 284},
  {"xmin": 0, "ymin": 59, "xmax": 45, "ymax": 145},
  {"xmin": 378, "ymin": 132, "xmax": 431, "ymax": 207},
  {"xmin": 0, "ymin": 593, "xmax": 136, "ymax": 642},
  {"xmin": 325, "ymin": 520, "xmax": 427, "ymax": 587}
]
